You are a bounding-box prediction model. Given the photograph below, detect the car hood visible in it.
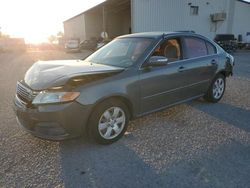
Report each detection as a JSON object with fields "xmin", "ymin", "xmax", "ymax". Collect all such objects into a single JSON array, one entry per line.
[{"xmin": 24, "ymin": 60, "xmax": 124, "ymax": 90}]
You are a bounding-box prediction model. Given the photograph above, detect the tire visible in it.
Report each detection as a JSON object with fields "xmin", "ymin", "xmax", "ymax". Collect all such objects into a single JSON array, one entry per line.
[
  {"xmin": 88, "ymin": 99, "xmax": 130, "ymax": 144},
  {"xmin": 204, "ymin": 74, "xmax": 226, "ymax": 103}
]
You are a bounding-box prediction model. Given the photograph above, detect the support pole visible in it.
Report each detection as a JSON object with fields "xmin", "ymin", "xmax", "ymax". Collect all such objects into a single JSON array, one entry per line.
[{"xmin": 103, "ymin": 6, "xmax": 106, "ymax": 33}]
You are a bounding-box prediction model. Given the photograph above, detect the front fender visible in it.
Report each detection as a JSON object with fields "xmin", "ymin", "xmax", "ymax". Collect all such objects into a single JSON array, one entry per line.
[{"xmin": 75, "ymin": 69, "xmax": 140, "ymax": 115}]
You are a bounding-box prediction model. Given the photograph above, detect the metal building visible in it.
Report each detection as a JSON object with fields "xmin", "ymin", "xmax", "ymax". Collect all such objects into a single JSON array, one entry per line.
[
  {"xmin": 63, "ymin": 0, "xmax": 250, "ymax": 42},
  {"xmin": 63, "ymin": 0, "xmax": 131, "ymax": 42}
]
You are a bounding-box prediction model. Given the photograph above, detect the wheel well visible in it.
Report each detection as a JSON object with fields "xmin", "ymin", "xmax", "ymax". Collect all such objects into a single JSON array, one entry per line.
[
  {"xmin": 219, "ymin": 71, "xmax": 226, "ymax": 77},
  {"xmin": 115, "ymin": 97, "xmax": 134, "ymax": 118},
  {"xmin": 88, "ymin": 95, "xmax": 133, "ymax": 122},
  {"xmin": 218, "ymin": 70, "xmax": 230, "ymax": 78}
]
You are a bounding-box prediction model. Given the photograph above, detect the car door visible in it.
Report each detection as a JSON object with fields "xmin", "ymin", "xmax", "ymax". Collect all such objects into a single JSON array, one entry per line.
[
  {"xmin": 178, "ymin": 36, "xmax": 218, "ymax": 98},
  {"xmin": 139, "ymin": 38, "xmax": 194, "ymax": 114}
]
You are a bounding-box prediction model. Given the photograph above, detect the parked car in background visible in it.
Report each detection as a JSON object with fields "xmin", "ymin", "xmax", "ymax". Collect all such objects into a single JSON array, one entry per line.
[
  {"xmin": 214, "ymin": 34, "xmax": 237, "ymax": 53},
  {"xmin": 14, "ymin": 32, "xmax": 234, "ymax": 144},
  {"xmin": 65, "ymin": 39, "xmax": 80, "ymax": 52},
  {"xmin": 80, "ymin": 38, "xmax": 98, "ymax": 50},
  {"xmin": 96, "ymin": 38, "xmax": 112, "ymax": 49}
]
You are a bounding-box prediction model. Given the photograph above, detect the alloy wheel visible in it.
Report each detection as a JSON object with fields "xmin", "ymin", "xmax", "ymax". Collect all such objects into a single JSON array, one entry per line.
[
  {"xmin": 213, "ymin": 78, "xmax": 225, "ymax": 99},
  {"xmin": 98, "ymin": 107, "xmax": 126, "ymax": 140}
]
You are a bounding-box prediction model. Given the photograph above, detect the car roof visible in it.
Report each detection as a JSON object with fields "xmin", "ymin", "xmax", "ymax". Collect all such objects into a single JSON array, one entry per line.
[{"xmin": 118, "ymin": 31, "xmax": 201, "ymax": 39}]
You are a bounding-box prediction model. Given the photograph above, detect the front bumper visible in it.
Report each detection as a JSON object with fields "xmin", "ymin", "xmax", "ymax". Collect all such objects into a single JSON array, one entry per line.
[
  {"xmin": 13, "ymin": 95, "xmax": 92, "ymax": 140},
  {"xmin": 65, "ymin": 47, "xmax": 80, "ymax": 53}
]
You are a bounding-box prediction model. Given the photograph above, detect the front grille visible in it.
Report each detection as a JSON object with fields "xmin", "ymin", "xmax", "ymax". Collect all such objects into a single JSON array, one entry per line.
[
  {"xmin": 15, "ymin": 94, "xmax": 28, "ymax": 109},
  {"xmin": 16, "ymin": 81, "xmax": 37, "ymax": 102}
]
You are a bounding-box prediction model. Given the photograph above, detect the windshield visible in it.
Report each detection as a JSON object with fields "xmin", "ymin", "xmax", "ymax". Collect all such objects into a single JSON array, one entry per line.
[{"xmin": 85, "ymin": 38, "xmax": 153, "ymax": 68}]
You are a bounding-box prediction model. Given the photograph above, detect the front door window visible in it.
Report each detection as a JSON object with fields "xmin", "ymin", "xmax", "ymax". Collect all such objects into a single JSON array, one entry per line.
[{"xmin": 152, "ymin": 38, "xmax": 182, "ymax": 62}]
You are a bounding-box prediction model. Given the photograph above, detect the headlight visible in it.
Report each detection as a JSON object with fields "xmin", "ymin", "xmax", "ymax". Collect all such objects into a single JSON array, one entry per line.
[{"xmin": 32, "ymin": 92, "xmax": 80, "ymax": 105}]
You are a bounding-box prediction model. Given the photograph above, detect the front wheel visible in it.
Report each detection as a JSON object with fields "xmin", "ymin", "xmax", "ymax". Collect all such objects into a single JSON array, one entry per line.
[
  {"xmin": 88, "ymin": 99, "xmax": 130, "ymax": 144},
  {"xmin": 204, "ymin": 74, "xmax": 226, "ymax": 103}
]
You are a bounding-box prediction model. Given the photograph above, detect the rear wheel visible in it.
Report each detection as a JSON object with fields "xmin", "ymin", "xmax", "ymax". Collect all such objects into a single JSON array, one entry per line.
[
  {"xmin": 88, "ymin": 99, "xmax": 130, "ymax": 144},
  {"xmin": 204, "ymin": 74, "xmax": 226, "ymax": 103}
]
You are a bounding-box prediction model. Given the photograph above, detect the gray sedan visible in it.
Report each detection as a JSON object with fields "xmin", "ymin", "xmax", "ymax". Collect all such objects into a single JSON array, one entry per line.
[{"xmin": 14, "ymin": 32, "xmax": 234, "ymax": 144}]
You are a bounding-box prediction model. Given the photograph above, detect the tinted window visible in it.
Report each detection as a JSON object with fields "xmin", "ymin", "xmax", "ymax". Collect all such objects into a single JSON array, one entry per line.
[
  {"xmin": 206, "ymin": 42, "xmax": 216, "ymax": 55},
  {"xmin": 152, "ymin": 38, "xmax": 181, "ymax": 62},
  {"xmin": 184, "ymin": 37, "xmax": 207, "ymax": 58}
]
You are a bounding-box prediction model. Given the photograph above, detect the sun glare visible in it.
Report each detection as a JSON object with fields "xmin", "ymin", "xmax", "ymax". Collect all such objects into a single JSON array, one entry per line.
[{"xmin": 0, "ymin": 0, "xmax": 105, "ymax": 44}]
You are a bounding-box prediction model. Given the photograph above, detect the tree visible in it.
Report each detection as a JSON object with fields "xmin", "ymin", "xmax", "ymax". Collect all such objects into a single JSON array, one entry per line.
[
  {"xmin": 56, "ymin": 31, "xmax": 64, "ymax": 38},
  {"xmin": 48, "ymin": 35, "xmax": 57, "ymax": 44}
]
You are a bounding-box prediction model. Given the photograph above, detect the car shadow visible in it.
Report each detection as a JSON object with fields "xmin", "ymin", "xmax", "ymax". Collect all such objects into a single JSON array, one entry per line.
[
  {"xmin": 189, "ymin": 100, "xmax": 250, "ymax": 132},
  {"xmin": 161, "ymin": 140, "xmax": 250, "ymax": 188},
  {"xmin": 59, "ymin": 100, "xmax": 250, "ymax": 188},
  {"xmin": 59, "ymin": 137, "xmax": 250, "ymax": 188},
  {"xmin": 59, "ymin": 137, "xmax": 163, "ymax": 188}
]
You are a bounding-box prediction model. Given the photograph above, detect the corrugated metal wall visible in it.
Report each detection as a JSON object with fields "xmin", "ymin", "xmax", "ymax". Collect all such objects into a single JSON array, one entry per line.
[
  {"xmin": 232, "ymin": 1, "xmax": 250, "ymax": 42},
  {"xmin": 131, "ymin": 0, "xmax": 234, "ymax": 39},
  {"xmin": 106, "ymin": 9, "xmax": 131, "ymax": 38},
  {"xmin": 64, "ymin": 3, "xmax": 131, "ymax": 41},
  {"xmin": 84, "ymin": 9, "xmax": 103, "ymax": 40},
  {"xmin": 64, "ymin": 0, "xmax": 250, "ymax": 42},
  {"xmin": 64, "ymin": 14, "xmax": 86, "ymax": 41}
]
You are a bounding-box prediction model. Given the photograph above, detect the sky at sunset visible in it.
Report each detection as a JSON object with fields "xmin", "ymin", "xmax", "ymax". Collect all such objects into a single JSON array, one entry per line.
[{"xmin": 0, "ymin": 0, "xmax": 105, "ymax": 43}]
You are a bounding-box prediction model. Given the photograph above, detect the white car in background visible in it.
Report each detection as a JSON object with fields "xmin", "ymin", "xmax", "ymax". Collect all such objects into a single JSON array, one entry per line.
[{"xmin": 65, "ymin": 39, "xmax": 80, "ymax": 52}]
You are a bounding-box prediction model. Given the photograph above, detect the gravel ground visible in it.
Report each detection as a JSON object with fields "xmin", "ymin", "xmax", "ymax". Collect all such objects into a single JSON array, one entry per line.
[{"xmin": 0, "ymin": 50, "xmax": 250, "ymax": 188}]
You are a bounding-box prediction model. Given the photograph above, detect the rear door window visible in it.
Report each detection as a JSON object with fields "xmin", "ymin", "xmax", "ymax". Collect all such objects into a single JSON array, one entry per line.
[{"xmin": 183, "ymin": 37, "xmax": 207, "ymax": 58}]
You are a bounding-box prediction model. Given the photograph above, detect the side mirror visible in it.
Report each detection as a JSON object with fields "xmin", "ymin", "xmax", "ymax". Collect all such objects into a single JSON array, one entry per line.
[{"xmin": 146, "ymin": 56, "xmax": 168, "ymax": 67}]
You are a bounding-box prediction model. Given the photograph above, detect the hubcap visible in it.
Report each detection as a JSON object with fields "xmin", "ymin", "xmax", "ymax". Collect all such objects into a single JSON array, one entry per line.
[
  {"xmin": 213, "ymin": 78, "xmax": 225, "ymax": 99},
  {"xmin": 98, "ymin": 107, "xmax": 126, "ymax": 140}
]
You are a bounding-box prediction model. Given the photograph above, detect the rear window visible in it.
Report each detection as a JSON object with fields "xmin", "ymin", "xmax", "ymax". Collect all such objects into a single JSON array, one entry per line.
[{"xmin": 183, "ymin": 37, "xmax": 207, "ymax": 58}]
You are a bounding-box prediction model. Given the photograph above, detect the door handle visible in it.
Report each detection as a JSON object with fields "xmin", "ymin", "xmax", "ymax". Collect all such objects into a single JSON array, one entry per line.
[
  {"xmin": 178, "ymin": 66, "xmax": 186, "ymax": 72},
  {"xmin": 211, "ymin": 59, "xmax": 217, "ymax": 66}
]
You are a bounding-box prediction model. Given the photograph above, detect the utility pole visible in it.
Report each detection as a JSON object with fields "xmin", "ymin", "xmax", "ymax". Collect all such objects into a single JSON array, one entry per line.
[
  {"xmin": 102, "ymin": 6, "xmax": 106, "ymax": 33},
  {"xmin": 101, "ymin": 5, "xmax": 108, "ymax": 39}
]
